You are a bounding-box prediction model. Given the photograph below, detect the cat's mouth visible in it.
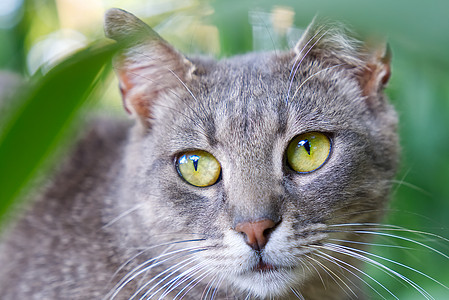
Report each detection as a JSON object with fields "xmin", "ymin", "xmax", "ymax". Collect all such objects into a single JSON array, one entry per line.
[
  {"xmin": 250, "ymin": 257, "xmax": 280, "ymax": 273},
  {"xmin": 253, "ymin": 260, "xmax": 277, "ymax": 272}
]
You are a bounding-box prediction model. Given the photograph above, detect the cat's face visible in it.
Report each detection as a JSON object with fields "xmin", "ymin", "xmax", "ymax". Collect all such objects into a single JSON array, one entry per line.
[{"xmin": 105, "ymin": 9, "xmax": 398, "ymax": 299}]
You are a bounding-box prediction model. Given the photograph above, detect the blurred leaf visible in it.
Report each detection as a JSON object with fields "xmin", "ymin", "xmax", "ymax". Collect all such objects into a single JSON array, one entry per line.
[{"xmin": 0, "ymin": 42, "xmax": 118, "ymax": 223}]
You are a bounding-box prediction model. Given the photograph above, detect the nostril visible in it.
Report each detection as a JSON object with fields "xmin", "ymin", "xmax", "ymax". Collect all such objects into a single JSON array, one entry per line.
[
  {"xmin": 235, "ymin": 219, "xmax": 277, "ymax": 251},
  {"xmin": 263, "ymin": 226, "xmax": 275, "ymax": 238}
]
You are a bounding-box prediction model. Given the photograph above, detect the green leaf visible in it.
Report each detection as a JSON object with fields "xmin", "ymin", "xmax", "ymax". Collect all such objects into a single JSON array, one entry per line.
[{"xmin": 0, "ymin": 42, "xmax": 118, "ymax": 223}]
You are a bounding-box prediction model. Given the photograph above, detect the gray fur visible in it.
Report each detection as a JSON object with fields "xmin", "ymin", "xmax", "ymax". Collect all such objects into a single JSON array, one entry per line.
[{"xmin": 0, "ymin": 9, "xmax": 399, "ymax": 299}]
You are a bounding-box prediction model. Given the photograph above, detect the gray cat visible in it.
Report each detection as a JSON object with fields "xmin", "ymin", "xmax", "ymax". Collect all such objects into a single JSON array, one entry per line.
[{"xmin": 0, "ymin": 8, "xmax": 401, "ymax": 299}]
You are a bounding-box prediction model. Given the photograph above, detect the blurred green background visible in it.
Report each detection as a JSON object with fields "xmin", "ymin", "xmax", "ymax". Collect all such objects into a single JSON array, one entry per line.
[{"xmin": 0, "ymin": 0, "xmax": 448, "ymax": 298}]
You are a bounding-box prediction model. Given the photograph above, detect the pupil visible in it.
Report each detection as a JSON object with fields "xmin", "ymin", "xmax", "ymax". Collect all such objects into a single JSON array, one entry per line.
[
  {"xmin": 190, "ymin": 155, "xmax": 200, "ymax": 171},
  {"xmin": 298, "ymin": 139, "xmax": 311, "ymax": 155}
]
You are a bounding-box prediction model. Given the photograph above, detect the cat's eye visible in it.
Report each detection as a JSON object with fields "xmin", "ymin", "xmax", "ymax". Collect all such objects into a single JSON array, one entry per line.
[
  {"xmin": 287, "ymin": 132, "xmax": 331, "ymax": 173},
  {"xmin": 176, "ymin": 150, "xmax": 221, "ymax": 187}
]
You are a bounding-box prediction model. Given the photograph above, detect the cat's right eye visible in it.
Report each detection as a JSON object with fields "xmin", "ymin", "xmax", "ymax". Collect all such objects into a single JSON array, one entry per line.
[{"xmin": 176, "ymin": 150, "xmax": 221, "ymax": 187}]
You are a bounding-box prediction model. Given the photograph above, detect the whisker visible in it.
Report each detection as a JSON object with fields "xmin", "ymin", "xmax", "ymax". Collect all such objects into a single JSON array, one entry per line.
[
  {"xmin": 132, "ymin": 257, "xmax": 198, "ymax": 300},
  {"xmin": 330, "ymin": 223, "xmax": 449, "ymax": 243},
  {"xmin": 300, "ymin": 256, "xmax": 326, "ymax": 289},
  {"xmin": 210, "ymin": 273, "xmax": 225, "ymax": 300},
  {"xmin": 107, "ymin": 238, "xmax": 205, "ymax": 287},
  {"xmin": 174, "ymin": 267, "xmax": 216, "ymax": 300},
  {"xmin": 330, "ymin": 228, "xmax": 449, "ymax": 260},
  {"xmin": 166, "ymin": 68, "xmax": 199, "ymax": 102},
  {"xmin": 156, "ymin": 262, "xmax": 212, "ymax": 299},
  {"xmin": 327, "ymin": 206, "xmax": 392, "ymax": 224},
  {"xmin": 311, "ymin": 248, "xmax": 395, "ymax": 300},
  {"xmin": 304, "ymin": 253, "xmax": 357, "ymax": 298},
  {"xmin": 390, "ymin": 180, "xmax": 432, "ymax": 196},
  {"xmin": 201, "ymin": 278, "xmax": 215, "ymax": 300},
  {"xmin": 290, "ymin": 287, "xmax": 305, "ymax": 300},
  {"xmin": 108, "ymin": 247, "xmax": 206, "ymax": 299},
  {"xmin": 288, "ymin": 24, "xmax": 324, "ymax": 81},
  {"xmin": 391, "ymin": 168, "xmax": 432, "ymax": 197},
  {"xmin": 286, "ymin": 28, "xmax": 329, "ymax": 103},
  {"xmin": 101, "ymin": 203, "xmax": 145, "ymax": 229},
  {"xmin": 291, "ymin": 64, "xmax": 344, "ymax": 100},
  {"xmin": 329, "ymin": 238, "xmax": 413, "ymax": 250},
  {"xmin": 320, "ymin": 243, "xmax": 435, "ymax": 299},
  {"xmin": 330, "ymin": 243, "xmax": 449, "ymax": 292},
  {"xmin": 202, "ymin": 271, "xmax": 219, "ymax": 300}
]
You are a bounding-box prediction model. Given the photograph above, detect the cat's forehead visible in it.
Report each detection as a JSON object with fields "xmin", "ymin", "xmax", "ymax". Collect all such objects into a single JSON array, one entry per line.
[
  {"xmin": 161, "ymin": 51, "xmax": 366, "ymax": 155},
  {"xmin": 194, "ymin": 52, "xmax": 364, "ymax": 127}
]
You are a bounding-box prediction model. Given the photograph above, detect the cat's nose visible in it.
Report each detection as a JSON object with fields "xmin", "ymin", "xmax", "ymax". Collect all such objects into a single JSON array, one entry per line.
[{"xmin": 235, "ymin": 219, "xmax": 276, "ymax": 251}]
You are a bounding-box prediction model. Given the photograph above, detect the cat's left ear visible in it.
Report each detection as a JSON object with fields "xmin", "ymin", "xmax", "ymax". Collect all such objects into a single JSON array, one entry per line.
[
  {"xmin": 358, "ymin": 40, "xmax": 391, "ymax": 99},
  {"xmin": 104, "ymin": 8, "xmax": 195, "ymax": 128},
  {"xmin": 293, "ymin": 21, "xmax": 391, "ymax": 109}
]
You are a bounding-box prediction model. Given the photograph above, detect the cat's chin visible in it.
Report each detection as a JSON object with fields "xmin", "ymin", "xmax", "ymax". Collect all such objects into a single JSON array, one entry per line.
[{"xmin": 230, "ymin": 264, "xmax": 302, "ymax": 298}]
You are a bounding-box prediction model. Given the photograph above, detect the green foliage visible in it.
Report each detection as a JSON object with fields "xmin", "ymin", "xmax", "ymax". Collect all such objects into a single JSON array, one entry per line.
[{"xmin": 0, "ymin": 43, "xmax": 117, "ymax": 221}]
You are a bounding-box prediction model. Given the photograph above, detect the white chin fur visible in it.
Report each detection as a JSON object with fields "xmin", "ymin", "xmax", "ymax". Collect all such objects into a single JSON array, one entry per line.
[{"xmin": 230, "ymin": 268, "xmax": 300, "ymax": 298}]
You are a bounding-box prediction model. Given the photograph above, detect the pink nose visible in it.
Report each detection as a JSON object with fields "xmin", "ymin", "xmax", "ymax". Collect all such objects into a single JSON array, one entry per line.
[{"xmin": 235, "ymin": 219, "xmax": 276, "ymax": 251}]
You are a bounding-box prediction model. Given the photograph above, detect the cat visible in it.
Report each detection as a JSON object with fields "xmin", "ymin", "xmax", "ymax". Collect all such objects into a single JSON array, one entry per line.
[{"xmin": 0, "ymin": 8, "xmax": 402, "ymax": 299}]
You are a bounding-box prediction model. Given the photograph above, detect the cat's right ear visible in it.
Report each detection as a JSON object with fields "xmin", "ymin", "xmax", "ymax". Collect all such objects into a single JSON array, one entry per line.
[{"xmin": 104, "ymin": 8, "xmax": 195, "ymax": 128}]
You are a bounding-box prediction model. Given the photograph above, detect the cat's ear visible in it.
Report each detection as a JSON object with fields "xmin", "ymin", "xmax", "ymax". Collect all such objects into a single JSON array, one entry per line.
[
  {"xmin": 294, "ymin": 20, "xmax": 391, "ymax": 108},
  {"xmin": 104, "ymin": 8, "xmax": 195, "ymax": 127},
  {"xmin": 357, "ymin": 40, "xmax": 391, "ymax": 99}
]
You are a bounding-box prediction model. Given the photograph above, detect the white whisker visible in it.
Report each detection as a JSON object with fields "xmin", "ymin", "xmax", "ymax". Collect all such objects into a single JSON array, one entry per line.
[
  {"xmin": 304, "ymin": 253, "xmax": 357, "ymax": 298},
  {"xmin": 134, "ymin": 257, "xmax": 198, "ymax": 299},
  {"xmin": 291, "ymin": 64, "xmax": 344, "ymax": 100},
  {"xmin": 286, "ymin": 28, "xmax": 329, "ymax": 103},
  {"xmin": 156, "ymin": 261, "xmax": 214, "ymax": 299},
  {"xmin": 288, "ymin": 25, "xmax": 324, "ymax": 81},
  {"xmin": 311, "ymin": 247, "xmax": 395, "ymax": 300},
  {"xmin": 320, "ymin": 243, "xmax": 435, "ymax": 300},
  {"xmin": 329, "ymin": 238, "xmax": 413, "ymax": 250},
  {"xmin": 290, "ymin": 287, "xmax": 305, "ymax": 300},
  {"xmin": 174, "ymin": 267, "xmax": 216, "ymax": 300},
  {"xmin": 108, "ymin": 247, "xmax": 206, "ymax": 299},
  {"xmin": 300, "ymin": 256, "xmax": 326, "ymax": 289},
  {"xmin": 210, "ymin": 273, "xmax": 225, "ymax": 300},
  {"xmin": 331, "ymin": 228, "xmax": 449, "ymax": 260},
  {"xmin": 202, "ymin": 271, "xmax": 219, "ymax": 300},
  {"xmin": 102, "ymin": 203, "xmax": 145, "ymax": 229},
  {"xmin": 331, "ymin": 242, "xmax": 449, "ymax": 291},
  {"xmin": 330, "ymin": 223, "xmax": 449, "ymax": 243}
]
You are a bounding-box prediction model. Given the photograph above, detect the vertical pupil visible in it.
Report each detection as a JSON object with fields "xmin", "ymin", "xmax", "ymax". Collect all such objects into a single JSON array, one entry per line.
[
  {"xmin": 298, "ymin": 139, "xmax": 311, "ymax": 155},
  {"xmin": 190, "ymin": 155, "xmax": 200, "ymax": 171}
]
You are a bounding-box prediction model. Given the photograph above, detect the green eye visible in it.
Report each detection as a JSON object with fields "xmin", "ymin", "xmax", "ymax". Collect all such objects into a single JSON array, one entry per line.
[
  {"xmin": 176, "ymin": 150, "xmax": 221, "ymax": 187},
  {"xmin": 287, "ymin": 132, "xmax": 331, "ymax": 173}
]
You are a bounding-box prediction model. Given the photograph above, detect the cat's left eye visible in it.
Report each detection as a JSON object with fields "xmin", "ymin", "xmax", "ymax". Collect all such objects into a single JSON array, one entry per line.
[
  {"xmin": 176, "ymin": 150, "xmax": 221, "ymax": 187},
  {"xmin": 286, "ymin": 132, "xmax": 331, "ymax": 173}
]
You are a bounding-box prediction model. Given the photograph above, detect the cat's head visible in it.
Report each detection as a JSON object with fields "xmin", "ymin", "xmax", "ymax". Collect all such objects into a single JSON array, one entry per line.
[{"xmin": 105, "ymin": 8, "xmax": 398, "ymax": 298}]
